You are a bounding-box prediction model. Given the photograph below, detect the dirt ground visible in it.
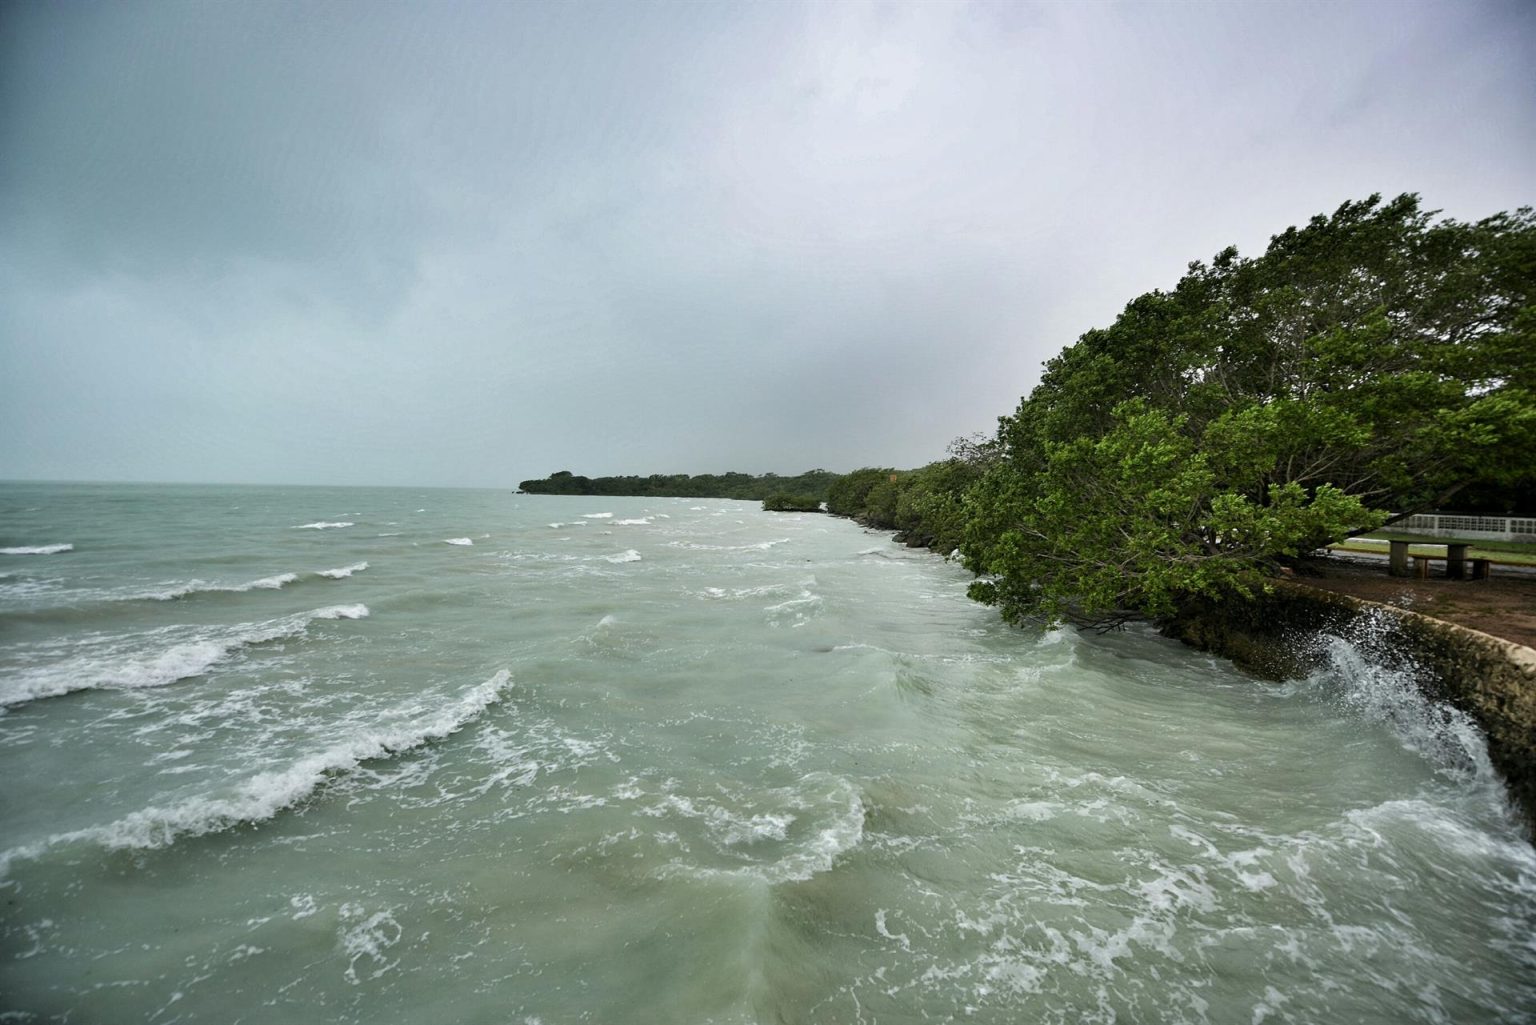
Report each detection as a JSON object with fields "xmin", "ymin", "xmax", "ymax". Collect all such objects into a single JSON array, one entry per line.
[{"xmin": 1292, "ymin": 555, "xmax": 1536, "ymax": 650}]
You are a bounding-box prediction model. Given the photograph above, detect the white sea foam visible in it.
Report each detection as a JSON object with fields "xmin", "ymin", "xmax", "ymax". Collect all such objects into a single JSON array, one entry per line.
[
  {"xmin": 764, "ymin": 590, "xmax": 822, "ymax": 627},
  {"xmin": 340, "ymin": 905, "xmax": 403, "ymax": 984},
  {"xmin": 0, "ymin": 603, "xmax": 371, "ymax": 708},
  {"xmin": 655, "ymin": 774, "xmax": 864, "ymax": 885},
  {"xmin": 128, "ymin": 564, "xmax": 362, "ymax": 600},
  {"xmin": 3, "ymin": 671, "xmax": 512, "ymax": 868},
  {"xmin": 444, "ymin": 537, "xmax": 474, "ymax": 546},
  {"xmin": 605, "ymin": 550, "xmax": 642, "ymax": 563},
  {"xmin": 140, "ymin": 572, "xmax": 301, "ymax": 601},
  {"xmin": 583, "ymin": 512, "xmax": 613, "ymax": 519},
  {"xmin": 614, "ymin": 518, "xmax": 652, "ymax": 526},
  {"xmin": 1, "ymin": 543, "xmax": 73, "ymax": 555},
  {"xmin": 292, "ymin": 522, "xmax": 354, "ymax": 530},
  {"xmin": 667, "ymin": 538, "xmax": 791, "ymax": 553},
  {"xmin": 1308, "ymin": 610, "xmax": 1496, "ymax": 784},
  {"xmin": 0, "ymin": 578, "xmax": 67, "ymax": 602}
]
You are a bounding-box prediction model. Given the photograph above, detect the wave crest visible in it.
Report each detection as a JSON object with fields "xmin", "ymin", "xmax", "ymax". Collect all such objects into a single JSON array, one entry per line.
[
  {"xmin": 2, "ymin": 672, "xmax": 513, "ymax": 871},
  {"xmin": 1, "ymin": 543, "xmax": 73, "ymax": 555},
  {"xmin": 142, "ymin": 572, "xmax": 300, "ymax": 601},
  {"xmin": 0, "ymin": 604, "xmax": 371, "ymax": 708}
]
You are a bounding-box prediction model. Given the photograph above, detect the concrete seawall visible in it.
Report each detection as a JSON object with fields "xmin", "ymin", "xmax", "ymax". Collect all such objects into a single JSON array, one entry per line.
[{"xmin": 1162, "ymin": 581, "xmax": 1536, "ymax": 835}]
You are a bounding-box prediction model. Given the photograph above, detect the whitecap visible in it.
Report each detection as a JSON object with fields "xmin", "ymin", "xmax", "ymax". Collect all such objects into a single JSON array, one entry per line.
[
  {"xmin": 140, "ymin": 572, "xmax": 300, "ymax": 601},
  {"xmin": 764, "ymin": 591, "xmax": 822, "ymax": 627},
  {"xmin": 312, "ymin": 603, "xmax": 369, "ymax": 621},
  {"xmin": 317, "ymin": 562, "xmax": 368, "ymax": 579},
  {"xmin": 0, "ymin": 603, "xmax": 371, "ymax": 708},
  {"xmin": 667, "ymin": 538, "xmax": 791, "ymax": 553},
  {"xmin": 291, "ymin": 522, "xmax": 354, "ymax": 530},
  {"xmin": 582, "ymin": 512, "xmax": 613, "ymax": 519},
  {"xmin": 444, "ymin": 538, "xmax": 474, "ymax": 546},
  {"xmin": 605, "ymin": 550, "xmax": 642, "ymax": 564},
  {"xmin": 614, "ymin": 518, "xmax": 652, "ymax": 526},
  {"xmin": 1, "ymin": 544, "xmax": 73, "ymax": 555},
  {"xmin": 655, "ymin": 774, "xmax": 865, "ymax": 886},
  {"xmin": 1, "ymin": 671, "xmax": 512, "ymax": 869}
]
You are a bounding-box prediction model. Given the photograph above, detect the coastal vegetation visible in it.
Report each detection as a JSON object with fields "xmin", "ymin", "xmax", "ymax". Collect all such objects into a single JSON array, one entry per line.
[
  {"xmin": 519, "ymin": 468, "xmax": 840, "ymax": 501},
  {"xmin": 956, "ymin": 194, "xmax": 1535, "ymax": 628},
  {"xmin": 819, "ymin": 195, "xmax": 1534, "ymax": 629},
  {"xmin": 762, "ymin": 493, "xmax": 824, "ymax": 512},
  {"xmin": 521, "ymin": 195, "xmax": 1532, "ymax": 633}
]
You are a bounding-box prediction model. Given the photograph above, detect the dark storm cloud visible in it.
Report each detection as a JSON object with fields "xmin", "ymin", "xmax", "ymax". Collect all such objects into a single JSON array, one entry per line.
[{"xmin": 2, "ymin": 0, "xmax": 1532, "ymax": 486}]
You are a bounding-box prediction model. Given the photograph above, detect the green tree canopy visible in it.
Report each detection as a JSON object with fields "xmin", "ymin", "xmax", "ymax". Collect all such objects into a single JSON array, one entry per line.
[{"xmin": 965, "ymin": 194, "xmax": 1535, "ymax": 628}]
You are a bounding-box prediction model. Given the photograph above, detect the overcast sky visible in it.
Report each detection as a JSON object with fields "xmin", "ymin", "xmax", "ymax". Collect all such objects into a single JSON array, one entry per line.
[{"xmin": 2, "ymin": 0, "xmax": 1532, "ymax": 488}]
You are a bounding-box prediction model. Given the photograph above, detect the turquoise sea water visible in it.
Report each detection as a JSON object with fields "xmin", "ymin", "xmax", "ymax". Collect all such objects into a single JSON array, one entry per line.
[{"xmin": 1, "ymin": 481, "xmax": 1532, "ymax": 1023}]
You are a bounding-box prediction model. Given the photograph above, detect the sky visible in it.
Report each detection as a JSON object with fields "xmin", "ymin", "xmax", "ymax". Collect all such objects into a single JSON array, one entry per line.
[{"xmin": 2, "ymin": 0, "xmax": 1533, "ymax": 488}]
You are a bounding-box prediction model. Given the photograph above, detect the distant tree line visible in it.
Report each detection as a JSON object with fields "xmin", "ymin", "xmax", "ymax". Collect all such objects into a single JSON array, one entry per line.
[{"xmin": 518, "ymin": 469, "xmax": 841, "ymax": 502}]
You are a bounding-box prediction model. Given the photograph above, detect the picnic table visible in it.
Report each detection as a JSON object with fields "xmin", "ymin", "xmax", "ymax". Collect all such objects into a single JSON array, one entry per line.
[{"xmin": 1387, "ymin": 540, "xmax": 1492, "ymax": 580}]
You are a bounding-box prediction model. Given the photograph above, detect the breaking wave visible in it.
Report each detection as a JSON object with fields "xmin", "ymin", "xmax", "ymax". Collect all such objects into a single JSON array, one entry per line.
[
  {"xmin": 291, "ymin": 521, "xmax": 354, "ymax": 530},
  {"xmin": 1, "ymin": 671, "xmax": 513, "ymax": 872},
  {"xmin": 667, "ymin": 538, "xmax": 790, "ymax": 553},
  {"xmin": 655, "ymin": 773, "xmax": 865, "ymax": 886},
  {"xmin": 0, "ymin": 604, "xmax": 371, "ymax": 708},
  {"xmin": 1, "ymin": 544, "xmax": 73, "ymax": 555},
  {"xmin": 138, "ymin": 572, "xmax": 300, "ymax": 601},
  {"xmin": 1305, "ymin": 609, "xmax": 1496, "ymax": 784},
  {"xmin": 318, "ymin": 562, "xmax": 369, "ymax": 579}
]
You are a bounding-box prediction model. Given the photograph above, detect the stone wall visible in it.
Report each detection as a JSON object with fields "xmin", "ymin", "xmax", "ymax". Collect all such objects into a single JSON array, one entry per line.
[{"xmin": 1162, "ymin": 582, "xmax": 1536, "ymax": 835}]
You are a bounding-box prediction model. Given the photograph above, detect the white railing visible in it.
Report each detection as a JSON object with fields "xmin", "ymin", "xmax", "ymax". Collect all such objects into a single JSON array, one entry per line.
[{"xmin": 1391, "ymin": 513, "xmax": 1536, "ymax": 541}]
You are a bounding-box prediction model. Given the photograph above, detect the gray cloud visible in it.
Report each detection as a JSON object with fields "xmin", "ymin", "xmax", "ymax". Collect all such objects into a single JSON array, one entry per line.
[{"xmin": 3, "ymin": 0, "xmax": 1533, "ymax": 487}]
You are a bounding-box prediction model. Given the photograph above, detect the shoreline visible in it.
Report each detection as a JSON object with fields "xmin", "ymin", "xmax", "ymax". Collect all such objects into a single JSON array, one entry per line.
[
  {"xmin": 869, "ymin": 521, "xmax": 1536, "ymax": 839},
  {"xmin": 1162, "ymin": 581, "xmax": 1536, "ymax": 838}
]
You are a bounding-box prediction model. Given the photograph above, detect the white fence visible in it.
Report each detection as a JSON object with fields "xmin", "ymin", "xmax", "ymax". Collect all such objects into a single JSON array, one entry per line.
[{"xmin": 1391, "ymin": 513, "xmax": 1536, "ymax": 542}]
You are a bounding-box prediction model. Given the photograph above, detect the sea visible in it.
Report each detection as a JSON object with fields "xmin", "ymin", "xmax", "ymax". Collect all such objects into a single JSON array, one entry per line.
[{"xmin": 1, "ymin": 481, "xmax": 1532, "ymax": 1024}]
